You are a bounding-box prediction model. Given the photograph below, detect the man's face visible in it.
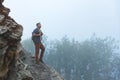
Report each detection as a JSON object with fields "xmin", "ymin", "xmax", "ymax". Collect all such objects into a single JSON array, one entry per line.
[{"xmin": 37, "ymin": 23, "xmax": 41, "ymax": 29}]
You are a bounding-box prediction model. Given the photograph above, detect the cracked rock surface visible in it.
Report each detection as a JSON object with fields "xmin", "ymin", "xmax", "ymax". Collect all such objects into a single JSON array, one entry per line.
[{"xmin": 0, "ymin": 0, "xmax": 64, "ymax": 80}]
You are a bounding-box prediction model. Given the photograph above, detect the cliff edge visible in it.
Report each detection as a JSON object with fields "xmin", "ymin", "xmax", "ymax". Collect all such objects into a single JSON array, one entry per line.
[{"xmin": 0, "ymin": 0, "xmax": 64, "ymax": 80}]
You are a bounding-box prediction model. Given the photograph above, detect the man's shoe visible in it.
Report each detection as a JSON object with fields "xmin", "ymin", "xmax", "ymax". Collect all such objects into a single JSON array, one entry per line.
[{"xmin": 39, "ymin": 59, "xmax": 44, "ymax": 63}]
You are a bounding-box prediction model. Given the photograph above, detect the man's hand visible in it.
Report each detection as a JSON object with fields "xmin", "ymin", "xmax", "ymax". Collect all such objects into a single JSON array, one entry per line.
[{"xmin": 33, "ymin": 33, "xmax": 41, "ymax": 36}]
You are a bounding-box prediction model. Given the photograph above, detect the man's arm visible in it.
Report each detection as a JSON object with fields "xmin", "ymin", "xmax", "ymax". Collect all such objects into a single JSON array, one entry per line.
[
  {"xmin": 32, "ymin": 29, "xmax": 41, "ymax": 36},
  {"xmin": 32, "ymin": 33, "xmax": 41, "ymax": 36}
]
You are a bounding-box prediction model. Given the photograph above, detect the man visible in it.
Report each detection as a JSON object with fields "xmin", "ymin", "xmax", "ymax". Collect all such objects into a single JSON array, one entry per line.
[{"xmin": 32, "ymin": 22, "xmax": 45, "ymax": 64}]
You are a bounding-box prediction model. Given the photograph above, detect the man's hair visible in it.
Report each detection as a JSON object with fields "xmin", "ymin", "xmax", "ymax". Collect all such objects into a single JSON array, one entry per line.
[{"xmin": 36, "ymin": 22, "xmax": 40, "ymax": 26}]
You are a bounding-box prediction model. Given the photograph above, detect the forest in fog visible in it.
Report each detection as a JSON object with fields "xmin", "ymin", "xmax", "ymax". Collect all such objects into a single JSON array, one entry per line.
[{"xmin": 22, "ymin": 35, "xmax": 120, "ymax": 80}]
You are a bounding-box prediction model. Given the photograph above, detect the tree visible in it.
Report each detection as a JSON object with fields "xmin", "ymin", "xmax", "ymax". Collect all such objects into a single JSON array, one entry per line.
[
  {"xmin": 22, "ymin": 35, "xmax": 120, "ymax": 80},
  {"xmin": 46, "ymin": 36, "xmax": 119, "ymax": 80}
]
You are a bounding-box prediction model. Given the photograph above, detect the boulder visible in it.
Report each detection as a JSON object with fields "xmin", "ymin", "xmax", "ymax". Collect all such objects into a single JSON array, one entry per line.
[{"xmin": 0, "ymin": 1, "xmax": 64, "ymax": 80}]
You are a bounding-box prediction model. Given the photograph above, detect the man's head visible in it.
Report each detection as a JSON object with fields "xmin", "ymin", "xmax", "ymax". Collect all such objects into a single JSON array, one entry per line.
[{"xmin": 36, "ymin": 22, "xmax": 41, "ymax": 29}]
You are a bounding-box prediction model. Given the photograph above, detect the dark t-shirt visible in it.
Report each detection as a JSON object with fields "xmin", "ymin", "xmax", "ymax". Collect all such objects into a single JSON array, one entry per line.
[{"xmin": 32, "ymin": 28, "xmax": 41, "ymax": 43}]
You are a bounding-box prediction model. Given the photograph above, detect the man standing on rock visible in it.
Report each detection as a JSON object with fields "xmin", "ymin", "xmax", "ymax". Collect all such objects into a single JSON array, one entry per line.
[{"xmin": 32, "ymin": 22, "xmax": 45, "ymax": 64}]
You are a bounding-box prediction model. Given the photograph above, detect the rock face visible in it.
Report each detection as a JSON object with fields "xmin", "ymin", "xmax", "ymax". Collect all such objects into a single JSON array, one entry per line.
[
  {"xmin": 0, "ymin": 0, "xmax": 64, "ymax": 80},
  {"xmin": 21, "ymin": 49, "xmax": 64, "ymax": 80},
  {"xmin": 0, "ymin": 0, "xmax": 25, "ymax": 80}
]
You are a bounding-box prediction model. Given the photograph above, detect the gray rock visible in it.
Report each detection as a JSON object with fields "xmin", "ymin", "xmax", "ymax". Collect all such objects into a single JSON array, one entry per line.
[
  {"xmin": 0, "ymin": 0, "xmax": 64, "ymax": 80},
  {"xmin": 0, "ymin": 26, "xmax": 8, "ymax": 35},
  {"xmin": 0, "ymin": 14, "xmax": 5, "ymax": 23},
  {"xmin": 0, "ymin": 37, "xmax": 8, "ymax": 48},
  {"xmin": 22, "ymin": 50, "xmax": 64, "ymax": 80}
]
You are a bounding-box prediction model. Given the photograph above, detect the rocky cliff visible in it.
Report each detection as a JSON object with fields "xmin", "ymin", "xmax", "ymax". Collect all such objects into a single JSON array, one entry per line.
[
  {"xmin": 0, "ymin": 0, "xmax": 64, "ymax": 80},
  {"xmin": 21, "ymin": 49, "xmax": 64, "ymax": 80}
]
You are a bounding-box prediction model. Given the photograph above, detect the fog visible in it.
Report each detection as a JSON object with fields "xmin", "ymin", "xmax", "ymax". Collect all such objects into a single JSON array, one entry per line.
[{"xmin": 4, "ymin": 0, "xmax": 120, "ymax": 42}]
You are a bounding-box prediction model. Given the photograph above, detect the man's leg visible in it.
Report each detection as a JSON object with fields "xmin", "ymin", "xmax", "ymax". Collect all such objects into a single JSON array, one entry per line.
[
  {"xmin": 39, "ymin": 42, "xmax": 45, "ymax": 63},
  {"xmin": 34, "ymin": 43, "xmax": 40, "ymax": 64}
]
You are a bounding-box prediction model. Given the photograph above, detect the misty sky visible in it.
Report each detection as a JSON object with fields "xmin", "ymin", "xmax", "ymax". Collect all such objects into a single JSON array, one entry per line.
[{"xmin": 4, "ymin": 0, "xmax": 120, "ymax": 41}]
